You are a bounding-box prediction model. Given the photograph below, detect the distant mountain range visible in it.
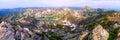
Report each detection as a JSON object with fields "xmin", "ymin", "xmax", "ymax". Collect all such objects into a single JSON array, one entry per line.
[
  {"xmin": 0, "ymin": 7, "xmax": 117, "ymax": 16},
  {"xmin": 0, "ymin": 8, "xmax": 27, "ymax": 16}
]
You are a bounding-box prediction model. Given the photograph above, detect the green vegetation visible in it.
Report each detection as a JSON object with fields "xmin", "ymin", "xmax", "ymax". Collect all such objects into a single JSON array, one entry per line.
[
  {"xmin": 88, "ymin": 22, "xmax": 98, "ymax": 29},
  {"xmin": 47, "ymin": 32, "xmax": 62, "ymax": 40},
  {"xmin": 47, "ymin": 16, "xmax": 57, "ymax": 20},
  {"xmin": 47, "ymin": 14, "xmax": 62, "ymax": 20},
  {"xmin": 108, "ymin": 27, "xmax": 120, "ymax": 40},
  {"xmin": 101, "ymin": 17, "xmax": 109, "ymax": 24}
]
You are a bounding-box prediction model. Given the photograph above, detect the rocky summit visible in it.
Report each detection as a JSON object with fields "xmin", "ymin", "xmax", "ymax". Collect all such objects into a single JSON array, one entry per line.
[{"xmin": 0, "ymin": 7, "xmax": 120, "ymax": 40}]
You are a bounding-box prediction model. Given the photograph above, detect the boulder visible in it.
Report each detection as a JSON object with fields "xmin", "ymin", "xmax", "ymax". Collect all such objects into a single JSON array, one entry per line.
[
  {"xmin": 0, "ymin": 21, "xmax": 15, "ymax": 40},
  {"xmin": 92, "ymin": 25, "xmax": 109, "ymax": 40}
]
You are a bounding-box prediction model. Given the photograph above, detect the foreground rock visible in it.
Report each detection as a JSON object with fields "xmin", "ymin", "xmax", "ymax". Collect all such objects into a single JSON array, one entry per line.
[
  {"xmin": 92, "ymin": 25, "xmax": 109, "ymax": 40},
  {"xmin": 78, "ymin": 31, "xmax": 89, "ymax": 40},
  {"xmin": 0, "ymin": 22, "xmax": 15, "ymax": 40}
]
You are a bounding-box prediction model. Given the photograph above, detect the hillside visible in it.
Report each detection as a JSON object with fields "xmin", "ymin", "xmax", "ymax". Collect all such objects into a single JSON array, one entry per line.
[{"xmin": 0, "ymin": 7, "xmax": 119, "ymax": 40}]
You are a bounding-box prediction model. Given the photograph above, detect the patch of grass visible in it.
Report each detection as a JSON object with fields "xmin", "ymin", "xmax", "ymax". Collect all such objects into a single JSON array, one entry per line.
[
  {"xmin": 47, "ymin": 32, "xmax": 62, "ymax": 40},
  {"xmin": 101, "ymin": 17, "xmax": 109, "ymax": 24},
  {"xmin": 88, "ymin": 22, "xmax": 98, "ymax": 29},
  {"xmin": 108, "ymin": 27, "xmax": 120, "ymax": 40},
  {"xmin": 47, "ymin": 15, "xmax": 57, "ymax": 20}
]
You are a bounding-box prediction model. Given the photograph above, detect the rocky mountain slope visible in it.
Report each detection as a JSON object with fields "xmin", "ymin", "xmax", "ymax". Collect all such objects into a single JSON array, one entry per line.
[{"xmin": 0, "ymin": 7, "xmax": 119, "ymax": 40}]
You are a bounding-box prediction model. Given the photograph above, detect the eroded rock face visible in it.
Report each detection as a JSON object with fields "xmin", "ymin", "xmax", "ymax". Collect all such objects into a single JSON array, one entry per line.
[
  {"xmin": 92, "ymin": 25, "xmax": 109, "ymax": 40},
  {"xmin": 78, "ymin": 31, "xmax": 89, "ymax": 40},
  {"xmin": 0, "ymin": 22, "xmax": 15, "ymax": 40}
]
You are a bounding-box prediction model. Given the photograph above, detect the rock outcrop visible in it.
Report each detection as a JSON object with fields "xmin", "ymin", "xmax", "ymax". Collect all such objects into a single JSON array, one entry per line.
[
  {"xmin": 92, "ymin": 25, "xmax": 109, "ymax": 40},
  {"xmin": 0, "ymin": 22, "xmax": 15, "ymax": 40}
]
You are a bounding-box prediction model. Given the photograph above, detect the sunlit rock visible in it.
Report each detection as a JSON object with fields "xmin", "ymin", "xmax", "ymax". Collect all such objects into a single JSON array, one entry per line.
[{"xmin": 92, "ymin": 25, "xmax": 109, "ymax": 40}]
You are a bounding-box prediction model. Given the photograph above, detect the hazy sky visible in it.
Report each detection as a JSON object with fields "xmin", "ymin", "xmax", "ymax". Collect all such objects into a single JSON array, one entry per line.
[{"xmin": 0, "ymin": 0, "xmax": 120, "ymax": 9}]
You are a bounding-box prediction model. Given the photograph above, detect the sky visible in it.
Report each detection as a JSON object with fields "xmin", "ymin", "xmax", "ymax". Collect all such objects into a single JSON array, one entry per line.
[{"xmin": 0, "ymin": 0, "xmax": 120, "ymax": 9}]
